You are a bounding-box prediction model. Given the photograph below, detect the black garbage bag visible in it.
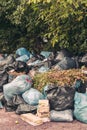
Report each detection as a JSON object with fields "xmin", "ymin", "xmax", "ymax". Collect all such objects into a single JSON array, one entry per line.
[
  {"xmin": 74, "ymin": 79, "xmax": 86, "ymax": 93},
  {"xmin": 55, "ymin": 49, "xmax": 72, "ymax": 61},
  {"xmin": 0, "ymin": 70, "xmax": 8, "ymax": 92},
  {"xmin": 14, "ymin": 61, "xmax": 29, "ymax": 74},
  {"xmin": 35, "ymin": 54, "xmax": 45, "ymax": 60},
  {"xmin": 12, "ymin": 95, "xmax": 25, "ymax": 105},
  {"xmin": 4, "ymin": 63, "xmax": 15, "ymax": 72},
  {"xmin": 0, "ymin": 54, "xmax": 15, "ymax": 67},
  {"xmin": 5, "ymin": 100, "xmax": 17, "ymax": 112},
  {"xmin": 4, "ymin": 95, "xmax": 26, "ymax": 112},
  {"xmin": 54, "ymin": 57, "xmax": 76, "ymax": 70},
  {"xmin": 4, "ymin": 60, "xmax": 30, "ymax": 74},
  {"xmin": 27, "ymin": 58, "xmax": 52, "ymax": 70},
  {"xmin": 16, "ymin": 103, "xmax": 37, "ymax": 115},
  {"xmin": 0, "ymin": 92, "xmax": 7, "ymax": 107},
  {"xmin": 4, "ymin": 95, "xmax": 37, "ymax": 114},
  {"xmin": 81, "ymin": 54, "xmax": 87, "ymax": 67},
  {"xmin": 46, "ymin": 84, "xmax": 75, "ymax": 111},
  {"xmin": 27, "ymin": 57, "xmax": 37, "ymax": 65},
  {"xmin": 72, "ymin": 56, "xmax": 79, "ymax": 68},
  {"xmin": 33, "ymin": 59, "xmax": 52, "ymax": 69}
]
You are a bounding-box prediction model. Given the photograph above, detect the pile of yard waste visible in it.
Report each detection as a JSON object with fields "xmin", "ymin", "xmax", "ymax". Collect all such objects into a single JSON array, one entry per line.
[
  {"xmin": 33, "ymin": 68, "xmax": 87, "ymax": 91},
  {"xmin": 0, "ymin": 47, "xmax": 87, "ymax": 125}
]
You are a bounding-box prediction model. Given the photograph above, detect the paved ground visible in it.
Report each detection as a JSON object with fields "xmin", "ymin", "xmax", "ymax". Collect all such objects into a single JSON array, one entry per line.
[{"xmin": 0, "ymin": 109, "xmax": 87, "ymax": 130}]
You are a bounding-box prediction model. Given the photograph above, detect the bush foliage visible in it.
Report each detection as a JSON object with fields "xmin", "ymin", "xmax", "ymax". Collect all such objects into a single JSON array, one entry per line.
[{"xmin": 0, "ymin": 0, "xmax": 87, "ymax": 54}]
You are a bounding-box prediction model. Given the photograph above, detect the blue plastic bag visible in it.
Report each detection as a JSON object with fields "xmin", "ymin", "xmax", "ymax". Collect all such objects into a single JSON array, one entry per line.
[
  {"xmin": 22, "ymin": 88, "xmax": 45, "ymax": 105},
  {"xmin": 0, "ymin": 101, "xmax": 3, "ymax": 108},
  {"xmin": 74, "ymin": 92, "xmax": 87, "ymax": 123},
  {"xmin": 40, "ymin": 51, "xmax": 52, "ymax": 58},
  {"xmin": 4, "ymin": 75, "xmax": 32, "ymax": 101},
  {"xmin": 38, "ymin": 66, "xmax": 49, "ymax": 73},
  {"xmin": 42, "ymin": 85, "xmax": 49, "ymax": 98},
  {"xmin": 16, "ymin": 55, "xmax": 29, "ymax": 62},
  {"xmin": 16, "ymin": 47, "xmax": 30, "ymax": 57}
]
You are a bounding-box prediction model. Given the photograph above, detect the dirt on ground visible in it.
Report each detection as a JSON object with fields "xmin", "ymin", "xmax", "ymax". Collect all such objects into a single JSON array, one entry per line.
[{"xmin": 0, "ymin": 109, "xmax": 87, "ymax": 130}]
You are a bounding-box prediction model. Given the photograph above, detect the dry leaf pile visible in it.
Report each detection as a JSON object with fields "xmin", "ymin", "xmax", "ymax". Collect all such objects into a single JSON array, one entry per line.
[{"xmin": 33, "ymin": 68, "xmax": 87, "ymax": 91}]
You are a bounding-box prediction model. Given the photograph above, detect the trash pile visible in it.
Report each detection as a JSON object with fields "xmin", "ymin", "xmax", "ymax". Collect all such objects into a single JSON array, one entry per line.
[{"xmin": 0, "ymin": 47, "xmax": 87, "ymax": 125}]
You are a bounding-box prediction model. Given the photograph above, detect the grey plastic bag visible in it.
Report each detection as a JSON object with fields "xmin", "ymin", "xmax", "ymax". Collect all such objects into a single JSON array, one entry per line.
[{"xmin": 50, "ymin": 110, "xmax": 73, "ymax": 122}]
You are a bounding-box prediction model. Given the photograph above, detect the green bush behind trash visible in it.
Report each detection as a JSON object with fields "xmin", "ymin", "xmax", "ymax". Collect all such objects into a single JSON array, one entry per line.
[{"xmin": 0, "ymin": 0, "xmax": 87, "ymax": 54}]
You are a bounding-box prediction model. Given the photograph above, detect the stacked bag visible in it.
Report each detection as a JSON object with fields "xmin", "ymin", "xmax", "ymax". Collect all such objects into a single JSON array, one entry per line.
[
  {"xmin": 37, "ymin": 100, "xmax": 50, "ymax": 118},
  {"xmin": 43, "ymin": 84, "xmax": 75, "ymax": 122}
]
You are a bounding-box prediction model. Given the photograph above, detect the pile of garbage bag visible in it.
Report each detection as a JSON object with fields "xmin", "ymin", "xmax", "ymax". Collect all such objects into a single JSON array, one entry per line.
[{"xmin": 0, "ymin": 47, "xmax": 87, "ymax": 124}]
